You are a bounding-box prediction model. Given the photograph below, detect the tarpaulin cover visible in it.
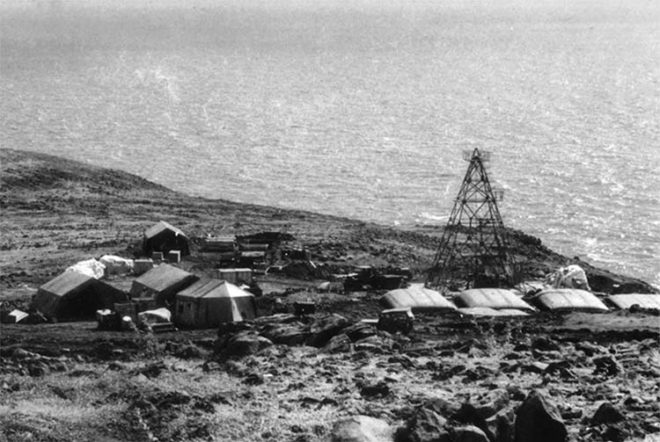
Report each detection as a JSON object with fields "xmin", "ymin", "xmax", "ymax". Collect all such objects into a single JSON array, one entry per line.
[
  {"xmin": 382, "ymin": 284, "xmax": 456, "ymax": 312},
  {"xmin": 99, "ymin": 255, "xmax": 134, "ymax": 275},
  {"xmin": 458, "ymin": 307, "xmax": 530, "ymax": 317},
  {"xmin": 607, "ymin": 294, "xmax": 660, "ymax": 310},
  {"xmin": 456, "ymin": 288, "xmax": 535, "ymax": 312},
  {"xmin": 533, "ymin": 289, "xmax": 608, "ymax": 312},
  {"xmin": 138, "ymin": 308, "xmax": 172, "ymax": 324},
  {"xmin": 545, "ymin": 265, "xmax": 591, "ymax": 290},
  {"xmin": 66, "ymin": 259, "xmax": 105, "ymax": 279}
]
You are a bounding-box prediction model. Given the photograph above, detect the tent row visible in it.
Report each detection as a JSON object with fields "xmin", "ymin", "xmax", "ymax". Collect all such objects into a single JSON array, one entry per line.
[
  {"xmin": 382, "ymin": 285, "xmax": 660, "ymax": 317},
  {"xmin": 31, "ymin": 263, "xmax": 256, "ymax": 329}
]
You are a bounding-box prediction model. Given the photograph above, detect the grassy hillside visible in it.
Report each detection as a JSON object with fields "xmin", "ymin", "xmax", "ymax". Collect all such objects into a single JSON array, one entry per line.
[{"xmin": 0, "ymin": 148, "xmax": 655, "ymax": 296}]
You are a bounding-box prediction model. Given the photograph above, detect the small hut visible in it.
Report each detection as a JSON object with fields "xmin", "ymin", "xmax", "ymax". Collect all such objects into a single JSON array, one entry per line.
[
  {"xmin": 33, "ymin": 271, "xmax": 128, "ymax": 321},
  {"xmin": 143, "ymin": 221, "xmax": 190, "ymax": 257},
  {"xmin": 175, "ymin": 278, "xmax": 256, "ymax": 329}
]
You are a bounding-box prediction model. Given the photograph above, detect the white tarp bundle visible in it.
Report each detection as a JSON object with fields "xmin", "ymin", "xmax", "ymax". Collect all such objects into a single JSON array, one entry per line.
[
  {"xmin": 99, "ymin": 255, "xmax": 134, "ymax": 275},
  {"xmin": 138, "ymin": 308, "xmax": 172, "ymax": 324},
  {"xmin": 8, "ymin": 309, "xmax": 29, "ymax": 323},
  {"xmin": 545, "ymin": 265, "xmax": 591, "ymax": 291},
  {"xmin": 66, "ymin": 259, "xmax": 105, "ymax": 279}
]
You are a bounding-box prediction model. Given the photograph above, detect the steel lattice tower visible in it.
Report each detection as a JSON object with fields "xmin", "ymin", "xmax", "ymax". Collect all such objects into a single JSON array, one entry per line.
[{"xmin": 426, "ymin": 148, "xmax": 513, "ymax": 290}]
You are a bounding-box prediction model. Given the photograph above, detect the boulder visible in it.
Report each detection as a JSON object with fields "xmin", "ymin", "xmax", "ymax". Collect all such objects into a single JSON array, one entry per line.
[
  {"xmin": 451, "ymin": 425, "xmax": 490, "ymax": 442},
  {"xmin": 453, "ymin": 403, "xmax": 495, "ymax": 442},
  {"xmin": 173, "ymin": 343, "xmax": 205, "ymax": 359},
  {"xmin": 575, "ymin": 341, "xmax": 606, "ymax": 357},
  {"xmin": 395, "ymin": 406, "xmax": 447, "ymax": 442},
  {"xmin": 27, "ymin": 361, "xmax": 50, "ymax": 377},
  {"xmin": 601, "ymin": 425, "xmax": 628, "ymax": 442},
  {"xmin": 223, "ymin": 332, "xmax": 273, "ymax": 358},
  {"xmin": 593, "ymin": 356, "xmax": 623, "ymax": 377},
  {"xmin": 354, "ymin": 334, "xmax": 395, "ymax": 354},
  {"xmin": 591, "ymin": 402, "xmax": 625, "ymax": 426},
  {"xmin": 343, "ymin": 321, "xmax": 377, "ymax": 342},
  {"xmin": 514, "ymin": 390, "xmax": 567, "ymax": 442},
  {"xmin": 531, "ymin": 337, "xmax": 561, "ymax": 352},
  {"xmin": 260, "ymin": 323, "xmax": 308, "ymax": 346},
  {"xmin": 476, "ymin": 390, "xmax": 511, "ymax": 420},
  {"xmin": 331, "ymin": 415, "xmax": 393, "ymax": 442},
  {"xmin": 323, "ymin": 333, "xmax": 352, "ymax": 354},
  {"xmin": 489, "ymin": 412, "xmax": 515, "ymax": 442},
  {"xmin": 306, "ymin": 314, "xmax": 350, "ymax": 347},
  {"xmin": 359, "ymin": 380, "xmax": 390, "ymax": 399}
]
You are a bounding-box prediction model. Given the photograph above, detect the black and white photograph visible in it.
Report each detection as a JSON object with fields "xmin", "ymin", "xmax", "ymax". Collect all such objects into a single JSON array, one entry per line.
[{"xmin": 1, "ymin": 1, "xmax": 659, "ymax": 441}]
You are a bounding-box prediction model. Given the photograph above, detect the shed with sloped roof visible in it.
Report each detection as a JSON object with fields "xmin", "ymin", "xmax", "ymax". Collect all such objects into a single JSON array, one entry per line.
[
  {"xmin": 33, "ymin": 271, "xmax": 128, "ymax": 321},
  {"xmin": 455, "ymin": 288, "xmax": 535, "ymax": 312},
  {"xmin": 382, "ymin": 284, "xmax": 456, "ymax": 313},
  {"xmin": 143, "ymin": 220, "xmax": 190, "ymax": 257},
  {"xmin": 175, "ymin": 278, "xmax": 256, "ymax": 328},
  {"xmin": 130, "ymin": 264, "xmax": 198, "ymax": 306}
]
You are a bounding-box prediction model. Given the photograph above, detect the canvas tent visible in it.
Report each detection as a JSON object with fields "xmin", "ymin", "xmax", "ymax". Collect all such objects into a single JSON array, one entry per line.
[
  {"xmin": 33, "ymin": 271, "xmax": 128, "ymax": 321},
  {"xmin": 382, "ymin": 284, "xmax": 457, "ymax": 313},
  {"xmin": 143, "ymin": 221, "xmax": 190, "ymax": 257},
  {"xmin": 130, "ymin": 264, "xmax": 198, "ymax": 306},
  {"xmin": 175, "ymin": 278, "xmax": 257, "ymax": 329}
]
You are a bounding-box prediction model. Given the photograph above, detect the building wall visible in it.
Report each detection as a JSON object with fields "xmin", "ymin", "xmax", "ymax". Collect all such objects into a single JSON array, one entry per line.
[{"xmin": 174, "ymin": 296, "xmax": 199, "ymax": 328}]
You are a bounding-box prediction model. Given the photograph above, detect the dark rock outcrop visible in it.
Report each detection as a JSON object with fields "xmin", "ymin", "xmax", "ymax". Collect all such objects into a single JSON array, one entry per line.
[
  {"xmin": 591, "ymin": 402, "xmax": 625, "ymax": 426},
  {"xmin": 514, "ymin": 390, "xmax": 567, "ymax": 442}
]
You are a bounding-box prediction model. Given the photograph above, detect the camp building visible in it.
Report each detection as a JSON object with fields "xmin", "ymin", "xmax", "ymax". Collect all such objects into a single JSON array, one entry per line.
[
  {"xmin": 32, "ymin": 271, "xmax": 128, "ymax": 321},
  {"xmin": 130, "ymin": 264, "xmax": 198, "ymax": 306},
  {"xmin": 175, "ymin": 278, "xmax": 257, "ymax": 329},
  {"xmin": 143, "ymin": 221, "xmax": 190, "ymax": 257}
]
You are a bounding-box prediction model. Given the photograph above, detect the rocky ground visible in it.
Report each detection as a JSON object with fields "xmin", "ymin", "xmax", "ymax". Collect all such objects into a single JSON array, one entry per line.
[{"xmin": 0, "ymin": 148, "xmax": 659, "ymax": 442}]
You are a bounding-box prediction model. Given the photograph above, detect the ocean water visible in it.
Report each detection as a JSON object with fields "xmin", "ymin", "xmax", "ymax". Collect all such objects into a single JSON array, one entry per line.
[{"xmin": 1, "ymin": 0, "xmax": 659, "ymax": 286}]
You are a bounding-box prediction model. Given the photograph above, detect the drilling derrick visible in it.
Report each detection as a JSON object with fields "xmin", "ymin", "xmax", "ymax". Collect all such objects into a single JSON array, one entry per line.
[{"xmin": 426, "ymin": 148, "xmax": 513, "ymax": 291}]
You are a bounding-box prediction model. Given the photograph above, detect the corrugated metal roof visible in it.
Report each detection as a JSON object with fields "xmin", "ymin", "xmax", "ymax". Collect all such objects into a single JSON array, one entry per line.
[
  {"xmin": 456, "ymin": 288, "xmax": 535, "ymax": 311},
  {"xmin": 382, "ymin": 284, "xmax": 456, "ymax": 312},
  {"xmin": 535, "ymin": 289, "xmax": 608, "ymax": 312},
  {"xmin": 144, "ymin": 221, "xmax": 187, "ymax": 239},
  {"xmin": 39, "ymin": 271, "xmax": 94, "ymax": 296},
  {"xmin": 607, "ymin": 294, "xmax": 660, "ymax": 310},
  {"xmin": 177, "ymin": 278, "xmax": 254, "ymax": 299},
  {"xmin": 133, "ymin": 264, "xmax": 194, "ymax": 292}
]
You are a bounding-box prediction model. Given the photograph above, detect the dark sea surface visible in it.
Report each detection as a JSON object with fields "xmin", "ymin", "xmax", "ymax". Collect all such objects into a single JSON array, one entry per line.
[{"xmin": 1, "ymin": 0, "xmax": 658, "ymax": 286}]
